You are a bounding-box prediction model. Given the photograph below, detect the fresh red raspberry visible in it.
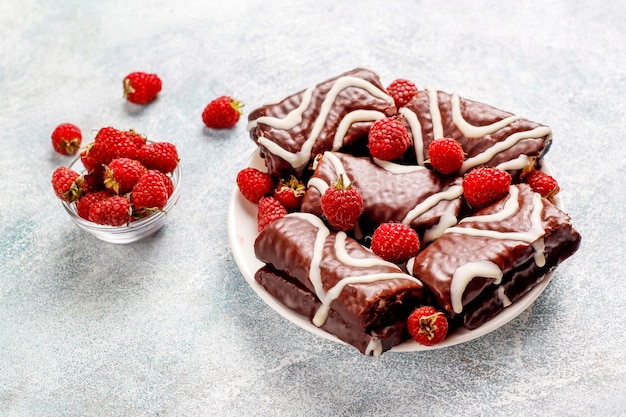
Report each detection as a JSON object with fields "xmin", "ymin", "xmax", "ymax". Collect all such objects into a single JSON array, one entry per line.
[
  {"xmin": 80, "ymin": 172, "xmax": 106, "ymax": 193},
  {"xmin": 370, "ymin": 223, "xmax": 421, "ymax": 264},
  {"xmin": 76, "ymin": 190, "xmax": 113, "ymax": 220},
  {"xmin": 202, "ymin": 96, "xmax": 244, "ymax": 129},
  {"xmin": 130, "ymin": 170, "xmax": 170, "ymax": 216},
  {"xmin": 80, "ymin": 142, "xmax": 107, "ymax": 175},
  {"xmin": 427, "ymin": 137, "xmax": 465, "ymax": 174},
  {"xmin": 88, "ymin": 195, "xmax": 132, "ymax": 226},
  {"xmin": 257, "ymin": 196, "xmax": 288, "ymax": 232},
  {"xmin": 152, "ymin": 170, "xmax": 174, "ymax": 198},
  {"xmin": 125, "ymin": 129, "xmax": 148, "ymax": 148},
  {"xmin": 386, "ymin": 79, "xmax": 418, "ymax": 108},
  {"xmin": 103, "ymin": 158, "xmax": 146, "ymax": 195},
  {"xmin": 135, "ymin": 141, "xmax": 179, "ymax": 174},
  {"xmin": 367, "ymin": 117, "xmax": 411, "ymax": 161},
  {"xmin": 525, "ymin": 169, "xmax": 560, "ymax": 199},
  {"xmin": 94, "ymin": 126, "xmax": 142, "ymax": 162},
  {"xmin": 273, "ymin": 175, "xmax": 306, "ymax": 210},
  {"xmin": 236, "ymin": 167, "xmax": 275, "ymax": 204},
  {"xmin": 462, "ymin": 167, "xmax": 512, "ymax": 208},
  {"xmin": 123, "ymin": 72, "xmax": 162, "ymax": 104},
  {"xmin": 51, "ymin": 123, "xmax": 82, "ymax": 155},
  {"xmin": 407, "ymin": 306, "xmax": 449, "ymax": 346},
  {"xmin": 51, "ymin": 166, "xmax": 83, "ymax": 202},
  {"xmin": 320, "ymin": 175, "xmax": 363, "ymax": 231}
]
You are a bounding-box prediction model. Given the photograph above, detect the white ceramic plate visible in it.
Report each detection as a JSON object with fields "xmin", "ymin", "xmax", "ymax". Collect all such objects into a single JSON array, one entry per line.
[{"xmin": 227, "ymin": 149, "xmax": 562, "ymax": 352}]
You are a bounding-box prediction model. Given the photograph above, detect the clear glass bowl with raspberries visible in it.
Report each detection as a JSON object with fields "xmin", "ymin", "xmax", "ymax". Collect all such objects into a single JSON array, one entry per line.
[{"xmin": 53, "ymin": 129, "xmax": 182, "ymax": 244}]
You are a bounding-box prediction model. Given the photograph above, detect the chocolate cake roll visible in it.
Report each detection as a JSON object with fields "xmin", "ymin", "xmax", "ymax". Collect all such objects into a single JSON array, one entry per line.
[
  {"xmin": 247, "ymin": 68, "xmax": 396, "ymax": 179},
  {"xmin": 254, "ymin": 213, "xmax": 426, "ymax": 355},
  {"xmin": 301, "ymin": 151, "xmax": 463, "ymax": 242},
  {"xmin": 409, "ymin": 184, "xmax": 581, "ymax": 330},
  {"xmin": 399, "ymin": 89, "xmax": 552, "ymax": 177}
]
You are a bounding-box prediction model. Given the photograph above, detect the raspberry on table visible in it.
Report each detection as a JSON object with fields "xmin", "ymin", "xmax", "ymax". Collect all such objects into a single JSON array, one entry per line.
[
  {"xmin": 51, "ymin": 123, "xmax": 82, "ymax": 155},
  {"xmin": 367, "ymin": 117, "xmax": 411, "ymax": 161},
  {"xmin": 202, "ymin": 96, "xmax": 244, "ymax": 129},
  {"xmin": 123, "ymin": 72, "xmax": 162, "ymax": 104}
]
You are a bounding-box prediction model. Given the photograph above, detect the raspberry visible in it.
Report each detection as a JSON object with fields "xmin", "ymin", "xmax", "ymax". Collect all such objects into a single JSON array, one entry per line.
[
  {"xmin": 51, "ymin": 123, "xmax": 82, "ymax": 155},
  {"xmin": 123, "ymin": 72, "xmax": 162, "ymax": 104},
  {"xmin": 320, "ymin": 175, "xmax": 363, "ymax": 231},
  {"xmin": 136, "ymin": 141, "xmax": 179, "ymax": 174},
  {"xmin": 202, "ymin": 96, "xmax": 244, "ymax": 129},
  {"xmin": 386, "ymin": 79, "xmax": 418, "ymax": 108},
  {"xmin": 88, "ymin": 195, "xmax": 132, "ymax": 226},
  {"xmin": 94, "ymin": 126, "xmax": 142, "ymax": 162},
  {"xmin": 407, "ymin": 306, "xmax": 449, "ymax": 346},
  {"xmin": 236, "ymin": 167, "xmax": 275, "ymax": 204},
  {"xmin": 273, "ymin": 175, "xmax": 306, "ymax": 210},
  {"xmin": 152, "ymin": 170, "xmax": 174, "ymax": 198},
  {"xmin": 427, "ymin": 137, "xmax": 465, "ymax": 174},
  {"xmin": 80, "ymin": 142, "xmax": 107, "ymax": 175},
  {"xmin": 103, "ymin": 158, "xmax": 146, "ymax": 195},
  {"xmin": 524, "ymin": 169, "xmax": 560, "ymax": 199},
  {"xmin": 257, "ymin": 196, "xmax": 288, "ymax": 232},
  {"xmin": 80, "ymin": 172, "xmax": 106, "ymax": 193},
  {"xmin": 370, "ymin": 223, "xmax": 420, "ymax": 264},
  {"xmin": 367, "ymin": 117, "xmax": 411, "ymax": 161},
  {"xmin": 125, "ymin": 129, "xmax": 148, "ymax": 148},
  {"xmin": 462, "ymin": 167, "xmax": 512, "ymax": 208},
  {"xmin": 76, "ymin": 190, "xmax": 113, "ymax": 220},
  {"xmin": 51, "ymin": 166, "xmax": 83, "ymax": 202},
  {"xmin": 130, "ymin": 170, "xmax": 170, "ymax": 216}
]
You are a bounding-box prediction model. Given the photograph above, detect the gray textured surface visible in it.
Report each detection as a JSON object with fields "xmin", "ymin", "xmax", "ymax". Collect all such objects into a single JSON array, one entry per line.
[{"xmin": 1, "ymin": 1, "xmax": 625, "ymax": 416}]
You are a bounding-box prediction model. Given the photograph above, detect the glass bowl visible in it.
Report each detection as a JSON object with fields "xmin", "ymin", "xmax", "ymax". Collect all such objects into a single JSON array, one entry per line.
[{"xmin": 61, "ymin": 155, "xmax": 182, "ymax": 244}]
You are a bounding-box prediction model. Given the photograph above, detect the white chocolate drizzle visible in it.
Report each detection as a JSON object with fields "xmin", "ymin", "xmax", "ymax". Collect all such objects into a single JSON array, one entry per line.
[
  {"xmin": 399, "ymin": 107, "xmax": 425, "ymax": 165},
  {"xmin": 450, "ymin": 93, "xmax": 524, "ymax": 138},
  {"xmin": 253, "ymin": 76, "xmax": 393, "ymax": 172},
  {"xmin": 364, "ymin": 338, "xmax": 383, "ymax": 357},
  {"xmin": 426, "ymin": 88, "xmax": 444, "ymax": 140},
  {"xmin": 451, "ymin": 261, "xmax": 503, "ymax": 314},
  {"xmin": 286, "ymin": 213, "xmax": 422, "ymax": 331},
  {"xmin": 402, "ymin": 185, "xmax": 464, "ymax": 225},
  {"xmin": 496, "ymin": 154, "xmax": 531, "ymax": 171},
  {"xmin": 373, "ymin": 158, "xmax": 426, "ymax": 174},
  {"xmin": 333, "ymin": 110, "xmax": 386, "ymax": 150},
  {"xmin": 459, "ymin": 186, "xmax": 520, "ymax": 224},
  {"xmin": 497, "ymin": 286, "xmax": 512, "ymax": 307},
  {"xmin": 423, "ymin": 212, "xmax": 459, "ymax": 243}
]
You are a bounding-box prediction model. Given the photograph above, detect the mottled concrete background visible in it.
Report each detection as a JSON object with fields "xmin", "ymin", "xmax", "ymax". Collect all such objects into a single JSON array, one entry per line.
[{"xmin": 1, "ymin": 1, "xmax": 624, "ymax": 416}]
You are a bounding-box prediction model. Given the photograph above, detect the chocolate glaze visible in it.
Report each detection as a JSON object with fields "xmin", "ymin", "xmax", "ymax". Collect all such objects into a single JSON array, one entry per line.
[
  {"xmin": 254, "ymin": 214, "xmax": 425, "ymax": 352},
  {"xmin": 401, "ymin": 90, "xmax": 552, "ymax": 176},
  {"xmin": 410, "ymin": 184, "xmax": 581, "ymax": 329},
  {"xmin": 247, "ymin": 68, "xmax": 396, "ymax": 178},
  {"xmin": 300, "ymin": 152, "xmax": 462, "ymax": 240}
]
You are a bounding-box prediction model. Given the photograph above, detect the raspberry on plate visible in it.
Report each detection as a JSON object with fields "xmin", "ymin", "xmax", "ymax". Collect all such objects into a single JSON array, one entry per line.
[
  {"xmin": 88, "ymin": 195, "xmax": 132, "ymax": 226},
  {"xmin": 370, "ymin": 223, "xmax": 420, "ymax": 264},
  {"xmin": 320, "ymin": 175, "xmax": 363, "ymax": 231},
  {"xmin": 123, "ymin": 72, "xmax": 162, "ymax": 104},
  {"xmin": 273, "ymin": 175, "xmax": 305, "ymax": 211},
  {"xmin": 257, "ymin": 196, "xmax": 288, "ymax": 232},
  {"xmin": 51, "ymin": 166, "xmax": 83, "ymax": 202},
  {"xmin": 462, "ymin": 167, "xmax": 512, "ymax": 208},
  {"xmin": 237, "ymin": 167, "xmax": 275, "ymax": 204},
  {"xmin": 407, "ymin": 306, "xmax": 449, "ymax": 346},
  {"xmin": 51, "ymin": 123, "xmax": 82, "ymax": 155},
  {"xmin": 367, "ymin": 117, "xmax": 411, "ymax": 161},
  {"xmin": 386, "ymin": 79, "xmax": 418, "ymax": 108},
  {"xmin": 202, "ymin": 96, "xmax": 244, "ymax": 129},
  {"xmin": 427, "ymin": 137, "xmax": 465, "ymax": 175},
  {"xmin": 524, "ymin": 169, "xmax": 560, "ymax": 199}
]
